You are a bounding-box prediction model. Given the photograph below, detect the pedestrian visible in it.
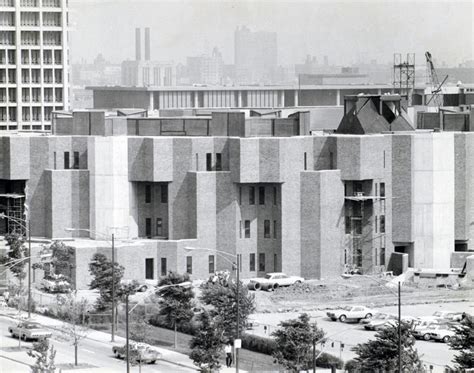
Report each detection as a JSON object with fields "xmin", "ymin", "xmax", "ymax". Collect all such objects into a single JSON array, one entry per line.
[
  {"xmin": 3, "ymin": 290, "xmax": 9, "ymax": 305},
  {"xmin": 225, "ymin": 341, "xmax": 233, "ymax": 368}
]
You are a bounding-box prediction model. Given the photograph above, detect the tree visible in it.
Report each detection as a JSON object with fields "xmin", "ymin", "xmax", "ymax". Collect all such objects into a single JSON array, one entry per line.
[
  {"xmin": 88, "ymin": 253, "xmax": 124, "ymax": 311},
  {"xmin": 34, "ymin": 241, "xmax": 75, "ymax": 288},
  {"xmin": 449, "ymin": 316, "xmax": 474, "ymax": 369},
  {"xmin": 27, "ymin": 338, "xmax": 57, "ymax": 373},
  {"xmin": 157, "ymin": 272, "xmax": 194, "ymax": 348},
  {"xmin": 1, "ymin": 232, "xmax": 27, "ymax": 280},
  {"xmin": 189, "ymin": 311, "xmax": 226, "ymax": 373},
  {"xmin": 200, "ymin": 278, "xmax": 255, "ymax": 341},
  {"xmin": 351, "ymin": 322, "xmax": 424, "ymax": 372},
  {"xmin": 271, "ymin": 313, "xmax": 325, "ymax": 373}
]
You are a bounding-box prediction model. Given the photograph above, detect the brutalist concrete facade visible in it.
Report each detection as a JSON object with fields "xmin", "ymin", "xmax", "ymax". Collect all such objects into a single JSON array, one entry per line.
[{"xmin": 1, "ymin": 114, "xmax": 473, "ymax": 289}]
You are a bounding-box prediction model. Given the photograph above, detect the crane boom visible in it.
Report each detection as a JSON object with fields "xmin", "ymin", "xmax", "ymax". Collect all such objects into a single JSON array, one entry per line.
[{"xmin": 425, "ymin": 51, "xmax": 448, "ymax": 109}]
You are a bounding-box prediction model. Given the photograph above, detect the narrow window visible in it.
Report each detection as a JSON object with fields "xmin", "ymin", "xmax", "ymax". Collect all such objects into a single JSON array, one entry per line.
[
  {"xmin": 239, "ymin": 221, "xmax": 242, "ymax": 238},
  {"xmin": 195, "ymin": 153, "xmax": 199, "ymax": 171},
  {"xmin": 273, "ymin": 220, "xmax": 277, "ymax": 238},
  {"xmin": 239, "ymin": 187, "xmax": 242, "ymax": 205},
  {"xmin": 264, "ymin": 220, "xmax": 270, "ymax": 238},
  {"xmin": 353, "ymin": 218, "xmax": 362, "ymax": 235},
  {"xmin": 249, "ymin": 253, "xmax": 255, "ymax": 272},
  {"xmin": 208, "ymin": 255, "xmax": 215, "ymax": 274},
  {"xmin": 64, "ymin": 151, "xmax": 70, "ymax": 169},
  {"xmin": 216, "ymin": 153, "xmax": 222, "ymax": 171},
  {"xmin": 380, "ymin": 215, "xmax": 385, "ymax": 233},
  {"xmin": 73, "ymin": 151, "xmax": 79, "ymax": 169},
  {"xmin": 244, "ymin": 220, "xmax": 251, "ymax": 238},
  {"xmin": 206, "ymin": 153, "xmax": 212, "ymax": 171},
  {"xmin": 160, "ymin": 258, "xmax": 167, "ymax": 276},
  {"xmin": 145, "ymin": 258, "xmax": 154, "ymax": 279},
  {"xmin": 249, "ymin": 187, "xmax": 255, "ymax": 205},
  {"xmin": 345, "ymin": 216, "xmax": 351, "ymax": 234},
  {"xmin": 375, "ymin": 216, "xmax": 378, "ymax": 233},
  {"xmin": 53, "ymin": 151, "xmax": 56, "ymax": 170},
  {"xmin": 329, "ymin": 151, "xmax": 334, "ymax": 169},
  {"xmin": 383, "ymin": 151, "xmax": 386, "ymax": 168},
  {"xmin": 161, "ymin": 184, "xmax": 168, "ymax": 203},
  {"xmin": 273, "ymin": 187, "xmax": 277, "ymax": 205},
  {"xmin": 274, "ymin": 254, "xmax": 277, "ymax": 272},
  {"xmin": 375, "ymin": 183, "xmax": 378, "ymax": 197},
  {"xmin": 380, "ymin": 248, "xmax": 386, "ymax": 266},
  {"xmin": 145, "ymin": 218, "xmax": 152, "ymax": 237},
  {"xmin": 375, "ymin": 248, "xmax": 378, "ymax": 266},
  {"xmin": 380, "ymin": 182, "xmax": 385, "ymax": 197},
  {"xmin": 186, "ymin": 256, "xmax": 193, "ymax": 274},
  {"xmin": 145, "ymin": 184, "xmax": 151, "ymax": 203},
  {"xmin": 258, "ymin": 253, "xmax": 266, "ymax": 272},
  {"xmin": 259, "ymin": 187, "xmax": 265, "ymax": 205},
  {"xmin": 304, "ymin": 152, "xmax": 307, "ymax": 170},
  {"xmin": 156, "ymin": 218, "xmax": 163, "ymax": 236}
]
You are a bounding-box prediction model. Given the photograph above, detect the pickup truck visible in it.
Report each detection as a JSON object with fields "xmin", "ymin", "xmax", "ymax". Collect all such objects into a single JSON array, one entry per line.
[
  {"xmin": 327, "ymin": 305, "xmax": 376, "ymax": 322},
  {"xmin": 112, "ymin": 342, "xmax": 162, "ymax": 364},
  {"xmin": 247, "ymin": 272, "xmax": 304, "ymax": 291},
  {"xmin": 8, "ymin": 321, "xmax": 52, "ymax": 341},
  {"xmin": 42, "ymin": 275, "xmax": 71, "ymax": 293}
]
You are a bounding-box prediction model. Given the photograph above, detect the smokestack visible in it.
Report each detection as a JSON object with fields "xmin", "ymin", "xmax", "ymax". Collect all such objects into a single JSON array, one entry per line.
[
  {"xmin": 135, "ymin": 28, "xmax": 141, "ymax": 61},
  {"xmin": 145, "ymin": 27, "xmax": 150, "ymax": 61}
]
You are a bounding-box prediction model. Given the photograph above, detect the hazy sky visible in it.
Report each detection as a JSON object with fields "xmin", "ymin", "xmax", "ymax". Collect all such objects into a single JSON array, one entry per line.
[{"xmin": 69, "ymin": 0, "xmax": 473, "ymax": 67}]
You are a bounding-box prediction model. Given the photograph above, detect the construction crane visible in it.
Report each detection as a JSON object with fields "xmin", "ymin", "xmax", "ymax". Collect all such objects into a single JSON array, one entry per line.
[{"xmin": 425, "ymin": 51, "xmax": 449, "ymax": 110}]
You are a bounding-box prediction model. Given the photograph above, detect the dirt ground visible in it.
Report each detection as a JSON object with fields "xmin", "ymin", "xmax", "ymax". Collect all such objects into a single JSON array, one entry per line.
[{"xmin": 252, "ymin": 276, "xmax": 474, "ymax": 313}]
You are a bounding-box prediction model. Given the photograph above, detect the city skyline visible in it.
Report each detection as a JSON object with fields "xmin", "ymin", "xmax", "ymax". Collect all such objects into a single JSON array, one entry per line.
[{"xmin": 69, "ymin": 0, "xmax": 473, "ymax": 67}]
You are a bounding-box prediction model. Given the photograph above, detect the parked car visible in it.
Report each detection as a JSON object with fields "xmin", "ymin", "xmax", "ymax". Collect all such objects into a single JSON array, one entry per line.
[
  {"xmin": 112, "ymin": 342, "xmax": 162, "ymax": 364},
  {"xmin": 247, "ymin": 272, "xmax": 304, "ymax": 291},
  {"xmin": 428, "ymin": 324, "xmax": 456, "ymax": 343},
  {"xmin": 120, "ymin": 279, "xmax": 150, "ymax": 292},
  {"xmin": 327, "ymin": 306, "xmax": 376, "ymax": 322},
  {"xmin": 412, "ymin": 323, "xmax": 442, "ymax": 341},
  {"xmin": 42, "ymin": 274, "xmax": 71, "ymax": 293},
  {"xmin": 431, "ymin": 310, "xmax": 464, "ymax": 322},
  {"xmin": 8, "ymin": 321, "xmax": 52, "ymax": 341},
  {"xmin": 362, "ymin": 313, "xmax": 397, "ymax": 330}
]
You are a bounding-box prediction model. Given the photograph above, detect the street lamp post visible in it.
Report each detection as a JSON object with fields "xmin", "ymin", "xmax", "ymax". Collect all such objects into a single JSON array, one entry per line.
[
  {"xmin": 0, "ymin": 213, "xmax": 32, "ymax": 319},
  {"xmin": 65, "ymin": 227, "xmax": 120, "ymax": 342},
  {"xmin": 185, "ymin": 246, "xmax": 241, "ymax": 373}
]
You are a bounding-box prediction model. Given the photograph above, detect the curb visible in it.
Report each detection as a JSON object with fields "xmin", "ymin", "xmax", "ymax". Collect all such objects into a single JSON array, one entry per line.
[
  {"xmin": 0, "ymin": 353, "xmax": 33, "ymax": 368},
  {"xmin": 161, "ymin": 358, "xmax": 196, "ymax": 370}
]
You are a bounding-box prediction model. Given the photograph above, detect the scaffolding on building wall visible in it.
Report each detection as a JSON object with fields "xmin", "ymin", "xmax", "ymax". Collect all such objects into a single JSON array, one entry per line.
[
  {"xmin": 0, "ymin": 194, "xmax": 26, "ymax": 235},
  {"xmin": 393, "ymin": 53, "xmax": 415, "ymax": 106}
]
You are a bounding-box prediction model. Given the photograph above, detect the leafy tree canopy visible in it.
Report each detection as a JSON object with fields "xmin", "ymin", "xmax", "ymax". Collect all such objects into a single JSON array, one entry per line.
[
  {"xmin": 449, "ymin": 315, "xmax": 474, "ymax": 369},
  {"xmin": 0, "ymin": 232, "xmax": 27, "ymax": 280},
  {"xmin": 157, "ymin": 272, "xmax": 194, "ymax": 327},
  {"xmin": 27, "ymin": 339, "xmax": 57, "ymax": 373}
]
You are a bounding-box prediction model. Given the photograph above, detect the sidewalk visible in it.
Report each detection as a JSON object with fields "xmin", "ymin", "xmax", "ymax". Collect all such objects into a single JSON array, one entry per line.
[{"xmin": 0, "ymin": 306, "xmax": 198, "ymax": 371}]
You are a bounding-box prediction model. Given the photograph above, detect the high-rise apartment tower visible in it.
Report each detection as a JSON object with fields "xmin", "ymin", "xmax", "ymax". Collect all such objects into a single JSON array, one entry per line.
[{"xmin": 0, "ymin": 0, "xmax": 69, "ymax": 131}]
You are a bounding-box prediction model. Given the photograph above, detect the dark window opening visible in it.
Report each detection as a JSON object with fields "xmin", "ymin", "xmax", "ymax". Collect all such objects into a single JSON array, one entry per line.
[
  {"xmin": 160, "ymin": 258, "xmax": 167, "ymax": 276},
  {"xmin": 156, "ymin": 218, "xmax": 163, "ymax": 236},
  {"xmin": 161, "ymin": 184, "xmax": 168, "ymax": 203},
  {"xmin": 73, "ymin": 151, "xmax": 79, "ymax": 169},
  {"xmin": 264, "ymin": 220, "xmax": 270, "ymax": 238},
  {"xmin": 380, "ymin": 182, "xmax": 385, "ymax": 197},
  {"xmin": 186, "ymin": 256, "xmax": 193, "ymax": 274},
  {"xmin": 259, "ymin": 187, "xmax": 265, "ymax": 205},
  {"xmin": 380, "ymin": 215, "xmax": 385, "ymax": 233},
  {"xmin": 216, "ymin": 153, "xmax": 222, "ymax": 171},
  {"xmin": 249, "ymin": 187, "xmax": 255, "ymax": 205},
  {"xmin": 345, "ymin": 216, "xmax": 351, "ymax": 234},
  {"xmin": 145, "ymin": 258, "xmax": 154, "ymax": 279},
  {"xmin": 64, "ymin": 151, "xmax": 70, "ymax": 169},
  {"xmin": 206, "ymin": 153, "xmax": 212, "ymax": 171},
  {"xmin": 380, "ymin": 248, "xmax": 385, "ymax": 266},
  {"xmin": 53, "ymin": 151, "xmax": 56, "ymax": 170},
  {"xmin": 353, "ymin": 218, "xmax": 362, "ymax": 235},
  {"xmin": 239, "ymin": 187, "xmax": 242, "ymax": 205},
  {"xmin": 145, "ymin": 218, "xmax": 152, "ymax": 237},
  {"xmin": 145, "ymin": 184, "xmax": 151, "ymax": 203},
  {"xmin": 258, "ymin": 253, "xmax": 265, "ymax": 272},
  {"xmin": 244, "ymin": 220, "xmax": 251, "ymax": 238},
  {"xmin": 352, "ymin": 201, "xmax": 362, "ymax": 216},
  {"xmin": 249, "ymin": 253, "xmax": 255, "ymax": 272},
  {"xmin": 239, "ymin": 221, "xmax": 242, "ymax": 238},
  {"xmin": 273, "ymin": 220, "xmax": 277, "ymax": 239},
  {"xmin": 353, "ymin": 182, "xmax": 363, "ymax": 194},
  {"xmin": 304, "ymin": 152, "xmax": 307, "ymax": 170},
  {"xmin": 329, "ymin": 151, "xmax": 334, "ymax": 169},
  {"xmin": 208, "ymin": 255, "xmax": 215, "ymax": 274},
  {"xmin": 274, "ymin": 254, "xmax": 277, "ymax": 272}
]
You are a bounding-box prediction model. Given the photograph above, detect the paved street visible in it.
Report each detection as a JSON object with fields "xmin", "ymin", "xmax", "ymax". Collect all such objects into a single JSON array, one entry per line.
[
  {"xmin": 0, "ymin": 315, "xmax": 196, "ymax": 372},
  {"xmin": 249, "ymin": 301, "xmax": 473, "ymax": 371}
]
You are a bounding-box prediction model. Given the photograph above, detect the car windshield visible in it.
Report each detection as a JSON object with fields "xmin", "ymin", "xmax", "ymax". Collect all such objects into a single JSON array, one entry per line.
[
  {"xmin": 342, "ymin": 306, "xmax": 353, "ymax": 311},
  {"xmin": 24, "ymin": 323, "xmax": 41, "ymax": 329},
  {"xmin": 264, "ymin": 274, "xmax": 273, "ymax": 279},
  {"xmin": 427, "ymin": 325, "xmax": 439, "ymax": 330}
]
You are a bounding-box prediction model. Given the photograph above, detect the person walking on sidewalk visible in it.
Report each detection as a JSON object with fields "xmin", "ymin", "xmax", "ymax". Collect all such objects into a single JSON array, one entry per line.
[{"xmin": 225, "ymin": 341, "xmax": 233, "ymax": 367}]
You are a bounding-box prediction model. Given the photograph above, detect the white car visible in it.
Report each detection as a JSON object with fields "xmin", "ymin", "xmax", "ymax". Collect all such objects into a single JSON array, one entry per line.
[
  {"xmin": 428, "ymin": 324, "xmax": 456, "ymax": 343},
  {"xmin": 412, "ymin": 323, "xmax": 443, "ymax": 341},
  {"xmin": 362, "ymin": 313, "xmax": 396, "ymax": 330},
  {"xmin": 327, "ymin": 306, "xmax": 376, "ymax": 323},
  {"xmin": 247, "ymin": 272, "xmax": 304, "ymax": 291},
  {"xmin": 431, "ymin": 310, "xmax": 463, "ymax": 322}
]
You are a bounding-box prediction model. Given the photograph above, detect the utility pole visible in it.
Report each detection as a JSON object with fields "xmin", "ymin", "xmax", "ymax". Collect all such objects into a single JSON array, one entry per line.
[
  {"xmin": 111, "ymin": 233, "xmax": 115, "ymax": 342},
  {"xmin": 235, "ymin": 254, "xmax": 240, "ymax": 373},
  {"xmin": 398, "ymin": 281, "xmax": 402, "ymax": 373},
  {"xmin": 27, "ymin": 216, "xmax": 31, "ymax": 319},
  {"xmin": 126, "ymin": 293, "xmax": 130, "ymax": 373},
  {"xmin": 312, "ymin": 332, "xmax": 316, "ymax": 373}
]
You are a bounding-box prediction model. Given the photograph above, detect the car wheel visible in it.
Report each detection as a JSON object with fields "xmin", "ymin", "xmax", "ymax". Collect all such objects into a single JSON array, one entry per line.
[
  {"xmin": 272, "ymin": 283, "xmax": 279, "ymax": 291},
  {"xmin": 149, "ymin": 360, "xmax": 156, "ymax": 364},
  {"xmin": 442, "ymin": 336, "xmax": 450, "ymax": 343},
  {"xmin": 364, "ymin": 313, "xmax": 373, "ymax": 319},
  {"xmin": 423, "ymin": 334, "xmax": 430, "ymax": 341},
  {"xmin": 295, "ymin": 280, "xmax": 302, "ymax": 284},
  {"xmin": 254, "ymin": 283, "xmax": 261, "ymax": 291},
  {"xmin": 139, "ymin": 285, "xmax": 147, "ymax": 292},
  {"xmin": 339, "ymin": 315, "xmax": 347, "ymax": 322},
  {"xmin": 21, "ymin": 334, "xmax": 27, "ymax": 341}
]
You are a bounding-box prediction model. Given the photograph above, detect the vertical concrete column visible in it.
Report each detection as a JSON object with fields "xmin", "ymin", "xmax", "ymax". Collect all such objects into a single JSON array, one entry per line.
[
  {"xmin": 337, "ymin": 89, "xmax": 341, "ymax": 106},
  {"xmin": 148, "ymin": 91, "xmax": 154, "ymax": 111},
  {"xmin": 238, "ymin": 91, "xmax": 243, "ymax": 108},
  {"xmin": 194, "ymin": 92, "xmax": 199, "ymax": 108},
  {"xmin": 294, "ymin": 90, "xmax": 299, "ymax": 107},
  {"xmin": 280, "ymin": 91, "xmax": 285, "ymax": 107}
]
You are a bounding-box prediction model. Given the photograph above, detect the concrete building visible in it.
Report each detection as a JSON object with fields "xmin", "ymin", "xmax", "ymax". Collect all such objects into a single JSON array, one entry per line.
[
  {"xmin": 183, "ymin": 48, "xmax": 224, "ymax": 85},
  {"xmin": 0, "ymin": 0, "xmax": 69, "ymax": 131},
  {"xmin": 234, "ymin": 26, "xmax": 277, "ymax": 84},
  {"xmin": 0, "ymin": 95, "xmax": 473, "ymax": 289}
]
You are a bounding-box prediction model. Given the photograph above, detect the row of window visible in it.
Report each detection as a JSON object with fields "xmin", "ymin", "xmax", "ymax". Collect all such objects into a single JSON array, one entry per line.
[
  {"xmin": 0, "ymin": 49, "xmax": 62, "ymax": 65},
  {"xmin": 144, "ymin": 184, "xmax": 168, "ymax": 204},
  {"xmin": 239, "ymin": 219, "xmax": 277, "ymax": 239},
  {"xmin": 53, "ymin": 151, "xmax": 79, "ymax": 170},
  {"xmin": 204, "ymin": 152, "xmax": 222, "ymax": 171},
  {"xmin": 239, "ymin": 186, "xmax": 278, "ymax": 206},
  {"xmin": 144, "ymin": 217, "xmax": 164, "ymax": 238}
]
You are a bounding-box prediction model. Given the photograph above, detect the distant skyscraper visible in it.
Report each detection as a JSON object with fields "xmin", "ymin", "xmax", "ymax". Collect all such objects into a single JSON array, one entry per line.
[
  {"xmin": 234, "ymin": 26, "xmax": 277, "ymax": 84},
  {"xmin": 0, "ymin": 0, "xmax": 69, "ymax": 131}
]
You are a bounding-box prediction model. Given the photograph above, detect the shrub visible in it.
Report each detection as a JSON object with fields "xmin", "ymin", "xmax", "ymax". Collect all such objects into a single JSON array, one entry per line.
[
  {"xmin": 241, "ymin": 333, "xmax": 277, "ymax": 355},
  {"xmin": 316, "ymin": 352, "xmax": 344, "ymax": 369},
  {"xmin": 345, "ymin": 359, "xmax": 361, "ymax": 372},
  {"xmin": 148, "ymin": 313, "xmax": 198, "ymax": 336}
]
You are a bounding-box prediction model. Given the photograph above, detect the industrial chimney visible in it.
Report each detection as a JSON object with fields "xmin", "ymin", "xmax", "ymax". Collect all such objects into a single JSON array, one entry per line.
[
  {"xmin": 145, "ymin": 27, "xmax": 150, "ymax": 60},
  {"xmin": 135, "ymin": 28, "xmax": 141, "ymax": 61}
]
